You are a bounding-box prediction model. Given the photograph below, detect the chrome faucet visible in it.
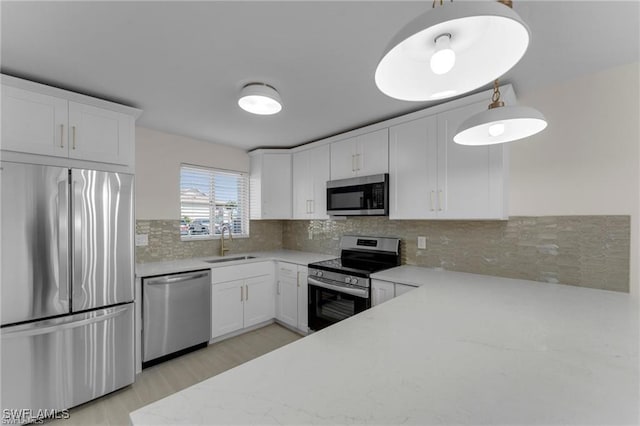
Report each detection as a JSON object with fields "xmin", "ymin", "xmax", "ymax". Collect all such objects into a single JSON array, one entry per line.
[{"xmin": 220, "ymin": 224, "xmax": 232, "ymax": 256}]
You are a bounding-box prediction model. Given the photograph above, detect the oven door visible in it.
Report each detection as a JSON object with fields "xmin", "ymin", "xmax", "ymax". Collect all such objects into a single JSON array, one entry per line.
[{"xmin": 308, "ymin": 277, "xmax": 370, "ymax": 331}]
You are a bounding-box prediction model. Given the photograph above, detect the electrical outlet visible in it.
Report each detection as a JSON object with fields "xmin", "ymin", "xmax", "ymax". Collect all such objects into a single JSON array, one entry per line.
[
  {"xmin": 417, "ymin": 236, "xmax": 427, "ymax": 250},
  {"xmin": 135, "ymin": 234, "xmax": 149, "ymax": 247}
]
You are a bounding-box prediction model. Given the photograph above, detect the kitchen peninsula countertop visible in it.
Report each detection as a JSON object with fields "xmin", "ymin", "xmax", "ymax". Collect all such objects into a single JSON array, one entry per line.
[
  {"xmin": 136, "ymin": 250, "xmax": 336, "ymax": 277},
  {"xmin": 130, "ymin": 267, "xmax": 639, "ymax": 425}
]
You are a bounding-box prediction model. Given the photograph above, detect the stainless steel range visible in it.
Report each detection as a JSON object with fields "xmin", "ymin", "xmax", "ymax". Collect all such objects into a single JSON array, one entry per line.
[{"xmin": 308, "ymin": 235, "xmax": 401, "ymax": 331}]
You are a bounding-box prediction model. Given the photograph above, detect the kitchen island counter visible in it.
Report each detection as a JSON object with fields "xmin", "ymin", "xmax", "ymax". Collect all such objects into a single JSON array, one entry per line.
[{"xmin": 130, "ymin": 269, "xmax": 639, "ymax": 425}]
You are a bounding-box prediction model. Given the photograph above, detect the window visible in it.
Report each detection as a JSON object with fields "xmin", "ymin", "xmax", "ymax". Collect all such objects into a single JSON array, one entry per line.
[{"xmin": 180, "ymin": 164, "xmax": 249, "ymax": 239}]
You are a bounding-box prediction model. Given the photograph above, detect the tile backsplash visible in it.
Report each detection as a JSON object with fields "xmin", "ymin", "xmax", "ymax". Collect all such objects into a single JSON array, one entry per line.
[
  {"xmin": 136, "ymin": 216, "xmax": 630, "ymax": 293},
  {"xmin": 282, "ymin": 216, "xmax": 630, "ymax": 293},
  {"xmin": 135, "ymin": 220, "xmax": 283, "ymax": 263}
]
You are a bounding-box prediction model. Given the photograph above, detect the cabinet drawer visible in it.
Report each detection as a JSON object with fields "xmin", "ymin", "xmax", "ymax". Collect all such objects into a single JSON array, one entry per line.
[
  {"xmin": 278, "ymin": 262, "xmax": 298, "ymax": 278},
  {"xmin": 211, "ymin": 261, "xmax": 273, "ymax": 284}
]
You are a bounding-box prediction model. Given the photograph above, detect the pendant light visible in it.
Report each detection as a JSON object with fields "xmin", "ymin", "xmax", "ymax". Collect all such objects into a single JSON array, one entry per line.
[
  {"xmin": 454, "ymin": 80, "xmax": 547, "ymax": 145},
  {"xmin": 375, "ymin": 0, "xmax": 530, "ymax": 101},
  {"xmin": 238, "ymin": 83, "xmax": 282, "ymax": 115}
]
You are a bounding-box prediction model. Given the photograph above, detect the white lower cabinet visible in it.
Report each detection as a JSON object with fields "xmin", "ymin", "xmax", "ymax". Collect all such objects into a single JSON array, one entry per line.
[
  {"xmin": 372, "ymin": 280, "xmax": 395, "ymax": 306},
  {"xmin": 211, "ymin": 262, "xmax": 275, "ymax": 339},
  {"xmin": 275, "ymin": 262, "xmax": 309, "ymax": 334},
  {"xmin": 371, "ymin": 279, "xmax": 418, "ymax": 306}
]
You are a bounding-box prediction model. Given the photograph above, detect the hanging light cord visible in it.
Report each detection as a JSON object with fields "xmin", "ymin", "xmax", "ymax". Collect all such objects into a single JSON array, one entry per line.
[{"xmin": 488, "ymin": 80, "xmax": 505, "ymax": 109}]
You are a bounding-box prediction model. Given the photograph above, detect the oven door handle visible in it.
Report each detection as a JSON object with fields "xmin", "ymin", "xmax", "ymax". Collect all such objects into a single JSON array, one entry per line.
[{"xmin": 308, "ymin": 277, "xmax": 369, "ymax": 298}]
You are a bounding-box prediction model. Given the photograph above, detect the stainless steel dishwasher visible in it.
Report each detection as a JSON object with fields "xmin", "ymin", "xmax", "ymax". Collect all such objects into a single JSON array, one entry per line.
[{"xmin": 142, "ymin": 270, "xmax": 211, "ymax": 366}]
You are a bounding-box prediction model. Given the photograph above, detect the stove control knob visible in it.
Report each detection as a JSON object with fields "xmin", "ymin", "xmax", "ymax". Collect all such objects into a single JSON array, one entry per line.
[
  {"xmin": 351, "ymin": 278, "xmax": 358, "ymax": 285},
  {"xmin": 316, "ymin": 270, "xmax": 323, "ymax": 277},
  {"xmin": 345, "ymin": 277, "xmax": 352, "ymax": 284}
]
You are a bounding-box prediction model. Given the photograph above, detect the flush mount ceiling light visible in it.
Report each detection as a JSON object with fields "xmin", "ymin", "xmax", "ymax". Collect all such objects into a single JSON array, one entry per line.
[
  {"xmin": 238, "ymin": 83, "xmax": 282, "ymax": 115},
  {"xmin": 375, "ymin": 0, "xmax": 530, "ymax": 101},
  {"xmin": 454, "ymin": 80, "xmax": 547, "ymax": 146}
]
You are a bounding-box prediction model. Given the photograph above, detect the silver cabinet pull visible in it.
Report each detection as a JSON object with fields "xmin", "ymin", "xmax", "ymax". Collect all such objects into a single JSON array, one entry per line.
[
  {"xmin": 245, "ymin": 284, "xmax": 249, "ymax": 301},
  {"xmin": 309, "ymin": 199, "xmax": 314, "ymax": 214},
  {"xmin": 240, "ymin": 286, "xmax": 243, "ymax": 302},
  {"xmin": 277, "ymin": 281, "xmax": 280, "ymax": 295},
  {"xmin": 438, "ymin": 190, "xmax": 443, "ymax": 211},
  {"xmin": 72, "ymin": 126, "xmax": 77, "ymax": 150},
  {"xmin": 60, "ymin": 124, "xmax": 64, "ymax": 148},
  {"xmin": 430, "ymin": 190, "xmax": 435, "ymax": 211},
  {"xmin": 355, "ymin": 153, "xmax": 361, "ymax": 171}
]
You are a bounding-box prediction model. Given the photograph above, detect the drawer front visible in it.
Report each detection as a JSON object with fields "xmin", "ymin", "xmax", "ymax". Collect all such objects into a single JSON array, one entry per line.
[
  {"xmin": 278, "ymin": 262, "xmax": 298, "ymax": 279},
  {"xmin": 212, "ymin": 261, "xmax": 274, "ymax": 284}
]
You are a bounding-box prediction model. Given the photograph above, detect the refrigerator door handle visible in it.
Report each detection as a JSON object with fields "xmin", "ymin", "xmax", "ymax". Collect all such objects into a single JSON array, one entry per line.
[
  {"xmin": 1, "ymin": 305, "xmax": 130, "ymax": 339},
  {"xmin": 58, "ymin": 176, "xmax": 70, "ymax": 303},
  {"xmin": 145, "ymin": 272, "xmax": 209, "ymax": 285}
]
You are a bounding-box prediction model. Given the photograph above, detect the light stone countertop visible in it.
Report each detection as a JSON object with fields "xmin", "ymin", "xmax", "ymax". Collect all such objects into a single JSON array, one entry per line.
[
  {"xmin": 135, "ymin": 250, "xmax": 336, "ymax": 277},
  {"xmin": 371, "ymin": 264, "xmax": 448, "ymax": 286},
  {"xmin": 129, "ymin": 268, "xmax": 639, "ymax": 425}
]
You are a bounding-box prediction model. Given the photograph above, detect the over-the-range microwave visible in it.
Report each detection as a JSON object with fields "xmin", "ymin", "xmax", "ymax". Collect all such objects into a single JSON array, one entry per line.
[{"xmin": 326, "ymin": 173, "xmax": 389, "ymax": 216}]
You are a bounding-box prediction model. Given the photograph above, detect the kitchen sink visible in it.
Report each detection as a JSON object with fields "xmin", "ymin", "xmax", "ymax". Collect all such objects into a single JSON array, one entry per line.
[{"xmin": 204, "ymin": 255, "xmax": 257, "ymax": 264}]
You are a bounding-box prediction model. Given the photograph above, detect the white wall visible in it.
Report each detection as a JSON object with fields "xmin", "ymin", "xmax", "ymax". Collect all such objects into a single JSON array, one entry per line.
[
  {"xmin": 135, "ymin": 127, "xmax": 250, "ymax": 220},
  {"xmin": 509, "ymin": 62, "xmax": 640, "ymax": 297}
]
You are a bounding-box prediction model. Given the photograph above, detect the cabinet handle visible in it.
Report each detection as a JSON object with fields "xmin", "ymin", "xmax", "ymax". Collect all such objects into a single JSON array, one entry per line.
[
  {"xmin": 351, "ymin": 154, "xmax": 356, "ymax": 172},
  {"xmin": 60, "ymin": 124, "xmax": 64, "ymax": 148},
  {"xmin": 309, "ymin": 199, "xmax": 314, "ymax": 214},
  {"xmin": 438, "ymin": 190, "xmax": 443, "ymax": 211},
  {"xmin": 240, "ymin": 286, "xmax": 243, "ymax": 302},
  {"xmin": 430, "ymin": 191, "xmax": 435, "ymax": 211},
  {"xmin": 297, "ymin": 271, "xmax": 301, "ymax": 287},
  {"xmin": 277, "ymin": 281, "xmax": 280, "ymax": 295},
  {"xmin": 72, "ymin": 126, "xmax": 77, "ymax": 150},
  {"xmin": 245, "ymin": 284, "xmax": 249, "ymax": 301},
  {"xmin": 355, "ymin": 153, "xmax": 361, "ymax": 171}
]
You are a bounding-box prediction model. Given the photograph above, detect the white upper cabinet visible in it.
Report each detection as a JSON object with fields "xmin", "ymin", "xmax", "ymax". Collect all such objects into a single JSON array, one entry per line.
[
  {"xmin": 292, "ymin": 144, "xmax": 330, "ymax": 219},
  {"xmin": 1, "ymin": 76, "xmax": 140, "ymax": 168},
  {"xmin": 67, "ymin": 102, "xmax": 133, "ymax": 165},
  {"xmin": 389, "ymin": 115, "xmax": 438, "ymax": 219},
  {"xmin": 436, "ymin": 102, "xmax": 508, "ymax": 219},
  {"xmin": 250, "ymin": 151, "xmax": 292, "ymax": 220},
  {"xmin": 2, "ymin": 86, "xmax": 69, "ymax": 158},
  {"xmin": 330, "ymin": 128, "xmax": 388, "ymax": 180},
  {"xmin": 389, "ymin": 101, "xmax": 508, "ymax": 220}
]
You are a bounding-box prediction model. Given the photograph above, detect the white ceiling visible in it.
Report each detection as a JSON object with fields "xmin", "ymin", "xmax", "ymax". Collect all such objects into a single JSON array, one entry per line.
[{"xmin": 2, "ymin": 1, "xmax": 638, "ymax": 151}]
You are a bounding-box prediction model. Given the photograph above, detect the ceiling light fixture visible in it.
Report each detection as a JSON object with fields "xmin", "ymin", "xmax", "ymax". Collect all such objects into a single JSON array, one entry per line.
[
  {"xmin": 374, "ymin": 0, "xmax": 530, "ymax": 101},
  {"xmin": 453, "ymin": 80, "xmax": 547, "ymax": 146},
  {"xmin": 238, "ymin": 83, "xmax": 282, "ymax": 115}
]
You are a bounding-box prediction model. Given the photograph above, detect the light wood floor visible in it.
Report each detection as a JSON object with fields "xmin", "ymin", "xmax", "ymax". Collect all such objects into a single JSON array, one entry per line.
[{"xmin": 47, "ymin": 323, "xmax": 301, "ymax": 426}]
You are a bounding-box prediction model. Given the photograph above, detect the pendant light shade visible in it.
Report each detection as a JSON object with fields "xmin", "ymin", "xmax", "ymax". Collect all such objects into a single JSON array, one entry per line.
[
  {"xmin": 454, "ymin": 81, "xmax": 547, "ymax": 146},
  {"xmin": 454, "ymin": 105, "xmax": 547, "ymax": 145},
  {"xmin": 238, "ymin": 83, "xmax": 282, "ymax": 115},
  {"xmin": 375, "ymin": 1, "xmax": 530, "ymax": 101}
]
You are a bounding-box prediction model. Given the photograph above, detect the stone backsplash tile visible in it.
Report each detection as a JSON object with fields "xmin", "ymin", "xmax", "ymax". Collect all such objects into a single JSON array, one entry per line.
[
  {"xmin": 135, "ymin": 220, "xmax": 283, "ymax": 263},
  {"xmin": 281, "ymin": 216, "xmax": 630, "ymax": 293}
]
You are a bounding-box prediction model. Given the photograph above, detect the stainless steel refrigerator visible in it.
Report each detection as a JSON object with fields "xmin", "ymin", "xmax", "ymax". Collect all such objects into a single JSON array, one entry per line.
[{"xmin": 1, "ymin": 161, "xmax": 135, "ymax": 423}]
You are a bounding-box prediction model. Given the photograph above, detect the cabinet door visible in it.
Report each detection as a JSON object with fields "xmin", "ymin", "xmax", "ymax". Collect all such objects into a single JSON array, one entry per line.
[
  {"xmin": 244, "ymin": 275, "xmax": 275, "ymax": 328},
  {"xmin": 296, "ymin": 267, "xmax": 309, "ymax": 333},
  {"xmin": 371, "ymin": 280, "xmax": 395, "ymax": 306},
  {"xmin": 389, "ymin": 116, "xmax": 438, "ymax": 219},
  {"xmin": 395, "ymin": 284, "xmax": 417, "ymax": 297},
  {"xmin": 68, "ymin": 102, "xmax": 132, "ymax": 166},
  {"xmin": 292, "ymin": 150, "xmax": 312, "ymax": 219},
  {"xmin": 330, "ymin": 137, "xmax": 357, "ymax": 180},
  {"xmin": 437, "ymin": 102, "xmax": 507, "ymax": 219},
  {"xmin": 261, "ymin": 153, "xmax": 292, "ymax": 219},
  {"xmin": 211, "ymin": 280, "xmax": 244, "ymax": 338},
  {"xmin": 276, "ymin": 275, "xmax": 298, "ymax": 329},
  {"xmin": 1, "ymin": 85, "xmax": 68, "ymax": 157},
  {"xmin": 309, "ymin": 144, "xmax": 330, "ymax": 219},
  {"xmin": 356, "ymin": 128, "xmax": 388, "ymax": 176}
]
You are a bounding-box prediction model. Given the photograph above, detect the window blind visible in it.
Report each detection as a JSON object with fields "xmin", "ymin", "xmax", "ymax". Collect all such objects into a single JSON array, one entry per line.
[{"xmin": 180, "ymin": 165, "xmax": 249, "ymax": 238}]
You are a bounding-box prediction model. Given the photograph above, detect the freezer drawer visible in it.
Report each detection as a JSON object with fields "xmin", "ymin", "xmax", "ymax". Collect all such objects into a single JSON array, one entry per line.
[
  {"xmin": 1, "ymin": 304, "xmax": 134, "ymax": 423},
  {"xmin": 143, "ymin": 270, "xmax": 211, "ymax": 363}
]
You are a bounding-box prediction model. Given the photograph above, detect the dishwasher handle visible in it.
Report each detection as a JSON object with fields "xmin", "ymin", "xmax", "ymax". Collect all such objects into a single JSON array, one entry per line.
[{"xmin": 145, "ymin": 271, "xmax": 209, "ymax": 286}]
